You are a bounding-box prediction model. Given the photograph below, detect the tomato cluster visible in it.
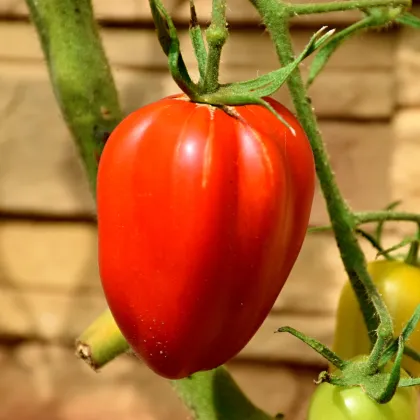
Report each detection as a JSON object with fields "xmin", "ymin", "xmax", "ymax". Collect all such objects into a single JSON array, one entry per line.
[{"xmin": 97, "ymin": 95, "xmax": 315, "ymax": 379}]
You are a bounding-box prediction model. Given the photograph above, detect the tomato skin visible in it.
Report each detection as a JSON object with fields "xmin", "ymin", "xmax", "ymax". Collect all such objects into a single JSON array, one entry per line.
[
  {"xmin": 97, "ymin": 94, "xmax": 315, "ymax": 379},
  {"xmin": 333, "ymin": 260, "xmax": 420, "ymax": 376},
  {"xmin": 308, "ymin": 380, "xmax": 417, "ymax": 420}
]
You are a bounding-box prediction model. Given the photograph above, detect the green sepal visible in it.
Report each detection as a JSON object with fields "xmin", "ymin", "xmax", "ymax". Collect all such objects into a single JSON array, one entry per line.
[
  {"xmin": 219, "ymin": 27, "xmax": 335, "ymax": 98},
  {"xmin": 149, "ymin": 0, "xmax": 197, "ymax": 95},
  {"xmin": 399, "ymin": 377, "xmax": 420, "ymax": 387},
  {"xmin": 277, "ymin": 326, "xmax": 348, "ymax": 370},
  {"xmin": 306, "ymin": 17, "xmax": 376, "ymax": 87},
  {"xmin": 376, "ymin": 336, "xmax": 404, "ymax": 403},
  {"xmin": 380, "ymin": 305, "xmax": 420, "ymax": 366},
  {"xmin": 397, "ymin": 12, "xmax": 420, "ymax": 28}
]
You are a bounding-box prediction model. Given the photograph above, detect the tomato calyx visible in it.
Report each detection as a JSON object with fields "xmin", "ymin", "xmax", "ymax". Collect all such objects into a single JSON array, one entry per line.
[
  {"xmin": 148, "ymin": 0, "xmax": 334, "ymax": 131},
  {"xmin": 277, "ymin": 305, "xmax": 420, "ymax": 404}
]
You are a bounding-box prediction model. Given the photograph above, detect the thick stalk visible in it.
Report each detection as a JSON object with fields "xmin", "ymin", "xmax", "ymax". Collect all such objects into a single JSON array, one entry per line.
[
  {"xmin": 25, "ymin": 0, "xmax": 122, "ymax": 193},
  {"xmin": 250, "ymin": 0, "xmax": 393, "ymax": 347},
  {"xmin": 202, "ymin": 0, "xmax": 228, "ymax": 92},
  {"xmin": 289, "ymin": 0, "xmax": 411, "ymax": 15},
  {"xmin": 171, "ymin": 369, "xmax": 274, "ymax": 420}
]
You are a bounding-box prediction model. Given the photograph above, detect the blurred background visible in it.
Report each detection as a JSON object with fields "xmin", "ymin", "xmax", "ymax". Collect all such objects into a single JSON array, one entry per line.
[{"xmin": 1, "ymin": 0, "xmax": 420, "ymax": 418}]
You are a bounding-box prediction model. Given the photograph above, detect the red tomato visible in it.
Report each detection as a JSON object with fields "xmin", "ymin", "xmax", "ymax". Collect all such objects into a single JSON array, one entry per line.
[{"xmin": 97, "ymin": 94, "xmax": 315, "ymax": 379}]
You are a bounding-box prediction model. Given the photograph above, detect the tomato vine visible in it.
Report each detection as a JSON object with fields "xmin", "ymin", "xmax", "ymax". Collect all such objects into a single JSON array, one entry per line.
[{"xmin": 25, "ymin": 0, "xmax": 420, "ymax": 418}]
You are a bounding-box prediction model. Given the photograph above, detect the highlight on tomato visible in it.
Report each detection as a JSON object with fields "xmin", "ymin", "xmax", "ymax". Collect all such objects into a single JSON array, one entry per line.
[
  {"xmin": 333, "ymin": 259, "xmax": 420, "ymax": 376},
  {"xmin": 97, "ymin": 94, "xmax": 315, "ymax": 379}
]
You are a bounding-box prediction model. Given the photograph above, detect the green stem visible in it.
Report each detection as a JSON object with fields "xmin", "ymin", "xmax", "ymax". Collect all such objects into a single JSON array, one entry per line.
[
  {"xmin": 355, "ymin": 229, "xmax": 393, "ymax": 260},
  {"xmin": 250, "ymin": 0, "xmax": 393, "ymax": 348},
  {"xmin": 289, "ymin": 0, "xmax": 411, "ymax": 15},
  {"xmin": 309, "ymin": 209, "xmax": 420, "ymax": 233},
  {"xmin": 202, "ymin": 0, "xmax": 228, "ymax": 92},
  {"xmin": 171, "ymin": 369, "xmax": 274, "ymax": 420},
  {"xmin": 355, "ymin": 211, "xmax": 420, "ymax": 225},
  {"xmin": 189, "ymin": 0, "xmax": 207, "ymax": 82},
  {"xmin": 25, "ymin": 0, "xmax": 123, "ymax": 194},
  {"xmin": 76, "ymin": 310, "xmax": 130, "ymax": 369},
  {"xmin": 366, "ymin": 329, "xmax": 389, "ymax": 374}
]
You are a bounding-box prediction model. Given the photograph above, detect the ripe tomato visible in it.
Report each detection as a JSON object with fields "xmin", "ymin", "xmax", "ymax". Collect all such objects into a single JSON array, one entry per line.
[
  {"xmin": 97, "ymin": 94, "xmax": 315, "ymax": 379},
  {"xmin": 333, "ymin": 260, "xmax": 420, "ymax": 376},
  {"xmin": 308, "ymin": 378, "xmax": 417, "ymax": 420}
]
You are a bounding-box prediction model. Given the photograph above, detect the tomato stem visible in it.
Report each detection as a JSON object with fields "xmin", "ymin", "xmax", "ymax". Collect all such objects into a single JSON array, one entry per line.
[
  {"xmin": 202, "ymin": 0, "xmax": 228, "ymax": 93},
  {"xmin": 76, "ymin": 309, "xmax": 130, "ymax": 369},
  {"xmin": 405, "ymin": 226, "xmax": 420, "ymax": 266},
  {"xmin": 355, "ymin": 229, "xmax": 394, "ymax": 260},
  {"xmin": 171, "ymin": 368, "xmax": 274, "ymax": 420},
  {"xmin": 289, "ymin": 0, "xmax": 411, "ymax": 15},
  {"xmin": 250, "ymin": 0, "xmax": 394, "ymax": 351},
  {"xmin": 356, "ymin": 210, "xmax": 420, "ymax": 225},
  {"xmin": 24, "ymin": 0, "xmax": 122, "ymax": 194},
  {"xmin": 189, "ymin": 0, "xmax": 208, "ymax": 82}
]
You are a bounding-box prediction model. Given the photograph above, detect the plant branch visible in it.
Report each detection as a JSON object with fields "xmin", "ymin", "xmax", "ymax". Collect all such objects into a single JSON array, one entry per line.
[
  {"xmin": 309, "ymin": 209, "xmax": 420, "ymax": 234},
  {"xmin": 189, "ymin": 0, "xmax": 207, "ymax": 81},
  {"xmin": 202, "ymin": 0, "xmax": 228, "ymax": 92},
  {"xmin": 355, "ymin": 211, "xmax": 420, "ymax": 225},
  {"xmin": 25, "ymin": 0, "xmax": 122, "ymax": 194},
  {"xmin": 76, "ymin": 310, "xmax": 130, "ymax": 369},
  {"xmin": 250, "ymin": 0, "xmax": 393, "ymax": 350},
  {"xmin": 289, "ymin": 0, "xmax": 411, "ymax": 15},
  {"xmin": 172, "ymin": 369, "xmax": 274, "ymax": 420}
]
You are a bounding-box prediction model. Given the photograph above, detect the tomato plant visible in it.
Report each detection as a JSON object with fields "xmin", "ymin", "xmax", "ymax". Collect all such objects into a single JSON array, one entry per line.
[
  {"xmin": 333, "ymin": 259, "xmax": 420, "ymax": 376},
  {"xmin": 307, "ymin": 379, "xmax": 417, "ymax": 420},
  {"xmin": 97, "ymin": 94, "xmax": 315, "ymax": 379}
]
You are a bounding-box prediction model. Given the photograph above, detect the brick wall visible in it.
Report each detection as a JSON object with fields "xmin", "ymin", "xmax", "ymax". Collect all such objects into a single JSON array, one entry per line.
[{"xmin": 1, "ymin": 1, "xmax": 420, "ymax": 419}]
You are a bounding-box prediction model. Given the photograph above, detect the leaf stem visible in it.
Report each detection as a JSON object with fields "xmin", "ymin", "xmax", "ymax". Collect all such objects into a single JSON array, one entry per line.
[
  {"xmin": 355, "ymin": 211, "xmax": 420, "ymax": 225},
  {"xmin": 289, "ymin": 0, "xmax": 411, "ymax": 15},
  {"xmin": 202, "ymin": 0, "xmax": 228, "ymax": 92},
  {"xmin": 250, "ymin": 0, "xmax": 393, "ymax": 349}
]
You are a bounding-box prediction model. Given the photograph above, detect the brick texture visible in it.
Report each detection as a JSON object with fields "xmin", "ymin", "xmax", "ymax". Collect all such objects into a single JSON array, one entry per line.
[{"xmin": 0, "ymin": 0, "xmax": 361, "ymax": 25}]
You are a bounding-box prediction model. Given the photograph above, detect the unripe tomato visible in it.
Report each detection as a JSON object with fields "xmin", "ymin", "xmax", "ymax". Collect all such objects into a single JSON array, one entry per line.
[
  {"xmin": 333, "ymin": 260, "xmax": 420, "ymax": 376},
  {"xmin": 308, "ymin": 378, "xmax": 417, "ymax": 420},
  {"xmin": 97, "ymin": 94, "xmax": 315, "ymax": 379}
]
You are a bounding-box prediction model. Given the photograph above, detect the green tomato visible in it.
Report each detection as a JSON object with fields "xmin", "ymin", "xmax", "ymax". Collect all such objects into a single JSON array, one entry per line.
[{"xmin": 307, "ymin": 379, "xmax": 418, "ymax": 420}]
